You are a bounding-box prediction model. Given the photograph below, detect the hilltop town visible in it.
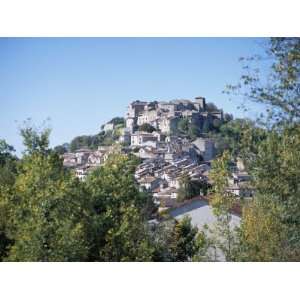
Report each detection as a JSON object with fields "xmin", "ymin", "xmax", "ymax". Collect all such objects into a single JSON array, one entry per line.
[
  {"xmin": 1, "ymin": 37, "xmax": 297, "ymax": 265},
  {"xmin": 62, "ymin": 96, "xmax": 253, "ymax": 211}
]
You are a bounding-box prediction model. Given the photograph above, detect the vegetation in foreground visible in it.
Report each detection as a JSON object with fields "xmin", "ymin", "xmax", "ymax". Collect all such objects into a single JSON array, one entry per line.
[
  {"xmin": 0, "ymin": 129, "xmax": 207, "ymax": 262},
  {"xmin": 0, "ymin": 37, "xmax": 299, "ymax": 261}
]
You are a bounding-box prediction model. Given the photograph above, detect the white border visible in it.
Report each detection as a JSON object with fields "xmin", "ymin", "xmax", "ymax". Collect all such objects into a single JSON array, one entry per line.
[
  {"xmin": 0, "ymin": 1, "xmax": 299, "ymax": 299},
  {"xmin": 0, "ymin": 262, "xmax": 299, "ymax": 300},
  {"xmin": 0, "ymin": 0, "xmax": 299, "ymax": 36}
]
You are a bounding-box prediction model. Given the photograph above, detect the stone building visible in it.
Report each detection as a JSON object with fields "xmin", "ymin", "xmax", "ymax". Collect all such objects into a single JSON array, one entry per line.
[
  {"xmin": 192, "ymin": 138, "xmax": 215, "ymax": 161},
  {"xmin": 130, "ymin": 131, "xmax": 159, "ymax": 146},
  {"xmin": 119, "ymin": 128, "xmax": 131, "ymax": 144},
  {"xmin": 126, "ymin": 100, "xmax": 148, "ymax": 132},
  {"xmin": 124, "ymin": 96, "xmax": 222, "ymax": 136},
  {"xmin": 158, "ymin": 117, "xmax": 179, "ymax": 133}
]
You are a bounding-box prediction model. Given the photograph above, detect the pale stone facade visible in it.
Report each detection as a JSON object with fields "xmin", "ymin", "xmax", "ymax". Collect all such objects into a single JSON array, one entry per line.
[
  {"xmin": 124, "ymin": 96, "xmax": 222, "ymax": 136},
  {"xmin": 130, "ymin": 131, "xmax": 158, "ymax": 146},
  {"xmin": 192, "ymin": 138, "xmax": 215, "ymax": 161}
]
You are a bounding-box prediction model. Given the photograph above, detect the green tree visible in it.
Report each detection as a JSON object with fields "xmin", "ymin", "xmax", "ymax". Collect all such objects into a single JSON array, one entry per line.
[
  {"xmin": 177, "ymin": 173, "xmax": 198, "ymax": 202},
  {"xmin": 236, "ymin": 197, "xmax": 285, "ymax": 261},
  {"xmin": 108, "ymin": 117, "xmax": 125, "ymax": 127},
  {"xmin": 209, "ymin": 151, "xmax": 238, "ymax": 261},
  {"xmin": 148, "ymin": 220, "xmax": 175, "ymax": 261},
  {"xmin": 3, "ymin": 127, "xmax": 91, "ymax": 261},
  {"xmin": 226, "ymin": 37, "xmax": 300, "ymax": 261},
  {"xmin": 212, "ymin": 118, "xmax": 222, "ymax": 131},
  {"xmin": 20, "ymin": 121, "xmax": 51, "ymax": 155},
  {"xmin": 240, "ymin": 126, "xmax": 300, "ymax": 260},
  {"xmin": 100, "ymin": 206, "xmax": 154, "ymax": 261},
  {"xmin": 138, "ymin": 123, "xmax": 156, "ymax": 133},
  {"xmin": 0, "ymin": 139, "xmax": 18, "ymax": 187},
  {"xmin": 225, "ymin": 38, "xmax": 300, "ymax": 125},
  {"xmin": 191, "ymin": 230, "xmax": 210, "ymax": 261},
  {"xmin": 169, "ymin": 216, "xmax": 201, "ymax": 262},
  {"xmin": 224, "ymin": 113, "xmax": 233, "ymax": 123},
  {"xmin": 177, "ymin": 173, "xmax": 209, "ymax": 202},
  {"xmin": 85, "ymin": 153, "xmax": 156, "ymax": 261},
  {"xmin": 0, "ymin": 139, "xmax": 15, "ymax": 164},
  {"xmin": 188, "ymin": 124, "xmax": 200, "ymax": 140},
  {"xmin": 202, "ymin": 119, "xmax": 211, "ymax": 133},
  {"xmin": 0, "ymin": 139, "xmax": 18, "ymax": 260},
  {"xmin": 206, "ymin": 102, "xmax": 218, "ymax": 112},
  {"xmin": 149, "ymin": 217, "xmax": 208, "ymax": 262},
  {"xmin": 69, "ymin": 135, "xmax": 93, "ymax": 151},
  {"xmin": 177, "ymin": 117, "xmax": 190, "ymax": 134},
  {"xmin": 69, "ymin": 129, "xmax": 119, "ymax": 152},
  {"xmin": 211, "ymin": 118, "xmax": 266, "ymax": 158},
  {"xmin": 0, "ymin": 186, "xmax": 14, "ymax": 261},
  {"xmin": 53, "ymin": 143, "xmax": 69, "ymax": 154}
]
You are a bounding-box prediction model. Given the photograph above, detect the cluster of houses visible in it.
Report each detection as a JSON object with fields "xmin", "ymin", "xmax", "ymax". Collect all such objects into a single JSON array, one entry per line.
[
  {"xmin": 61, "ymin": 96, "xmax": 253, "ymax": 209},
  {"xmin": 130, "ymin": 133, "xmax": 254, "ymax": 208},
  {"xmin": 130, "ymin": 132, "xmax": 215, "ymax": 161},
  {"xmin": 114, "ymin": 97, "xmax": 221, "ymax": 207},
  {"xmin": 135, "ymin": 156, "xmax": 211, "ymax": 208},
  {"xmin": 62, "ymin": 145, "xmax": 115, "ymax": 180}
]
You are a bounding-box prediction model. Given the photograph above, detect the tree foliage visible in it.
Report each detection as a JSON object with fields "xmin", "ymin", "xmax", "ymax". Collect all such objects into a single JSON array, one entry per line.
[
  {"xmin": 53, "ymin": 143, "xmax": 69, "ymax": 155},
  {"xmin": 3, "ymin": 38, "xmax": 299, "ymax": 262},
  {"xmin": 99, "ymin": 206, "xmax": 155, "ymax": 261},
  {"xmin": 138, "ymin": 123, "xmax": 156, "ymax": 133},
  {"xmin": 177, "ymin": 117, "xmax": 190, "ymax": 133},
  {"xmin": 236, "ymin": 197, "xmax": 285, "ymax": 261},
  {"xmin": 169, "ymin": 216, "xmax": 201, "ymax": 261},
  {"xmin": 177, "ymin": 173, "xmax": 209, "ymax": 202},
  {"xmin": 2, "ymin": 131, "xmax": 91, "ymax": 261},
  {"xmin": 239, "ymin": 125, "xmax": 300, "ymax": 260},
  {"xmin": 225, "ymin": 37, "xmax": 300, "ymax": 261},
  {"xmin": 0, "ymin": 139, "xmax": 18, "ymax": 187},
  {"xmin": 210, "ymin": 118, "xmax": 266, "ymax": 158},
  {"xmin": 225, "ymin": 38, "xmax": 300, "ymax": 125},
  {"xmin": 0, "ymin": 139, "xmax": 18, "ymax": 260},
  {"xmin": 177, "ymin": 117, "xmax": 202, "ymax": 140},
  {"xmin": 108, "ymin": 117, "xmax": 125, "ymax": 127},
  {"xmin": 85, "ymin": 153, "xmax": 157, "ymax": 261},
  {"xmin": 69, "ymin": 130, "xmax": 117, "ymax": 152},
  {"xmin": 206, "ymin": 102, "xmax": 219, "ymax": 112},
  {"xmin": 209, "ymin": 151, "xmax": 238, "ymax": 261},
  {"xmin": 1, "ymin": 126, "xmax": 210, "ymax": 261}
]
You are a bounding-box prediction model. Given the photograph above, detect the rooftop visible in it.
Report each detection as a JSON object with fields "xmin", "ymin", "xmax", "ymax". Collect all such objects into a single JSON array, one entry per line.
[{"xmin": 139, "ymin": 176, "xmax": 157, "ymax": 183}]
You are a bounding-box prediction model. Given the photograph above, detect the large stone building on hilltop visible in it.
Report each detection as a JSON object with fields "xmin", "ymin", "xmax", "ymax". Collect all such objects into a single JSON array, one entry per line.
[{"xmin": 124, "ymin": 96, "xmax": 223, "ymax": 134}]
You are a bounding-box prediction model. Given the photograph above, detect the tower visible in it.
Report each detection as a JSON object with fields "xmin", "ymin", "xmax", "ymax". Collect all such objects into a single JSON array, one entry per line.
[{"xmin": 194, "ymin": 96, "xmax": 206, "ymax": 110}]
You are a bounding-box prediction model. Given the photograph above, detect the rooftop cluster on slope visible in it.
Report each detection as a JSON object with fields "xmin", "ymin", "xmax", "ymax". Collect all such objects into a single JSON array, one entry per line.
[{"xmin": 62, "ymin": 96, "xmax": 253, "ymax": 210}]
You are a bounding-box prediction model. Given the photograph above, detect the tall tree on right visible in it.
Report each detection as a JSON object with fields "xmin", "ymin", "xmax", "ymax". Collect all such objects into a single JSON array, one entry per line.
[
  {"xmin": 226, "ymin": 38, "xmax": 300, "ymax": 261},
  {"xmin": 209, "ymin": 150, "xmax": 238, "ymax": 261},
  {"xmin": 225, "ymin": 38, "xmax": 300, "ymax": 126},
  {"xmin": 237, "ymin": 126, "xmax": 300, "ymax": 261}
]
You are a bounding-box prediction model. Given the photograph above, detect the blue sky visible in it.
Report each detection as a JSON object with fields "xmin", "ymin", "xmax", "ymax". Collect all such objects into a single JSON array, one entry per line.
[{"xmin": 0, "ymin": 38, "xmax": 267, "ymax": 155}]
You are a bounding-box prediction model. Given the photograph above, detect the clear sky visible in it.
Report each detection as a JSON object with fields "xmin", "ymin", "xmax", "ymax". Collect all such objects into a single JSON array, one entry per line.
[{"xmin": 0, "ymin": 38, "xmax": 267, "ymax": 155}]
